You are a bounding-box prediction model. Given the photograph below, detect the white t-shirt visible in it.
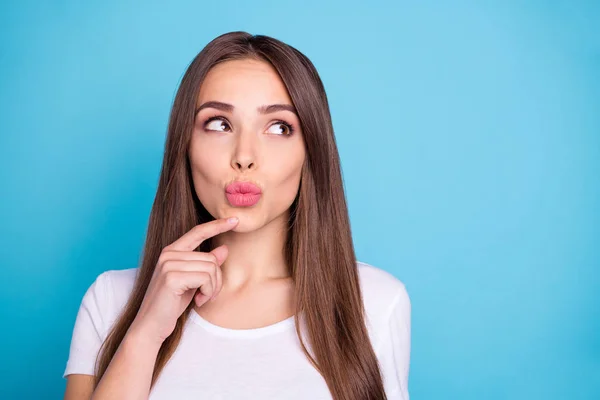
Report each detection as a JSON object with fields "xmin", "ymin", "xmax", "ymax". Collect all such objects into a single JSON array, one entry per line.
[{"xmin": 63, "ymin": 261, "xmax": 411, "ymax": 399}]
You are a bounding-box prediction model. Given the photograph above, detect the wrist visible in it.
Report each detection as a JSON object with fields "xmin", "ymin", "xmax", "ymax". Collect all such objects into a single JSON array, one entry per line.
[{"xmin": 125, "ymin": 320, "xmax": 165, "ymax": 352}]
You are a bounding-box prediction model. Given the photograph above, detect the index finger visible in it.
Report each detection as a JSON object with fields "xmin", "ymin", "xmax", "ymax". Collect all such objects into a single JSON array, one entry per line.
[{"xmin": 166, "ymin": 217, "xmax": 239, "ymax": 252}]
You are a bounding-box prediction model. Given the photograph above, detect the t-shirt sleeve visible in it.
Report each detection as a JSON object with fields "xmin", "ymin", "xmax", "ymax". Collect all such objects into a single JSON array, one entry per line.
[
  {"xmin": 63, "ymin": 271, "xmax": 113, "ymax": 378},
  {"xmin": 376, "ymin": 284, "xmax": 411, "ymax": 399}
]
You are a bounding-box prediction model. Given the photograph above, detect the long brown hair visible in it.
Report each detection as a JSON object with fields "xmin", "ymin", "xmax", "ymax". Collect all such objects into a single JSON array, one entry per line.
[{"xmin": 93, "ymin": 31, "xmax": 388, "ymax": 400}]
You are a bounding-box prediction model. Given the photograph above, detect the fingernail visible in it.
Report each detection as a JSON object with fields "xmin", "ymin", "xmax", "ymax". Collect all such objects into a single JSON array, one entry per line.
[{"xmin": 227, "ymin": 217, "xmax": 238, "ymax": 224}]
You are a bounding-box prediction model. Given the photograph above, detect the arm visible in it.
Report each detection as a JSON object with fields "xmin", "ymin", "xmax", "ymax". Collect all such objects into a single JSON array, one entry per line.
[
  {"xmin": 63, "ymin": 218, "xmax": 238, "ymax": 399},
  {"xmin": 63, "ymin": 270, "xmax": 162, "ymax": 400},
  {"xmin": 89, "ymin": 324, "xmax": 162, "ymax": 400},
  {"xmin": 64, "ymin": 326, "xmax": 160, "ymax": 400},
  {"xmin": 64, "ymin": 375, "xmax": 94, "ymax": 400},
  {"xmin": 375, "ymin": 284, "xmax": 411, "ymax": 399}
]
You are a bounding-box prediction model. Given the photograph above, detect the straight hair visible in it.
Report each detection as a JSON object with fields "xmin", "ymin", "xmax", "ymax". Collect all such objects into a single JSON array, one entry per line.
[{"xmin": 93, "ymin": 31, "xmax": 388, "ymax": 400}]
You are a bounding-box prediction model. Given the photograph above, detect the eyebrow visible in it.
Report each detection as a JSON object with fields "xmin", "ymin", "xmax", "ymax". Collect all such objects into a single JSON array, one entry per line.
[{"xmin": 194, "ymin": 101, "xmax": 297, "ymax": 117}]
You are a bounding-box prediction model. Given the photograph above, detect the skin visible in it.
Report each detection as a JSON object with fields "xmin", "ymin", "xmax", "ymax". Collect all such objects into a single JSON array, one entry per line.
[
  {"xmin": 64, "ymin": 58, "xmax": 306, "ymax": 399},
  {"xmin": 189, "ymin": 58, "xmax": 306, "ymax": 328}
]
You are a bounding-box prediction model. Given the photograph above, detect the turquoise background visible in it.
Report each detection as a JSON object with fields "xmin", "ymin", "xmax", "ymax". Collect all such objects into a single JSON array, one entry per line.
[{"xmin": 1, "ymin": 0, "xmax": 598, "ymax": 399}]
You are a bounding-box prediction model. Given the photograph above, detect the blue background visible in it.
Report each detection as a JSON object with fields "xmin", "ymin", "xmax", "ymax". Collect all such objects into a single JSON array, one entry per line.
[{"xmin": 1, "ymin": 0, "xmax": 598, "ymax": 399}]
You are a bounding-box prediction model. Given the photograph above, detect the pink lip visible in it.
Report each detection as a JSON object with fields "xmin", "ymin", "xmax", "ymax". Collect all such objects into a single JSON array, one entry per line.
[{"xmin": 225, "ymin": 181, "xmax": 262, "ymax": 207}]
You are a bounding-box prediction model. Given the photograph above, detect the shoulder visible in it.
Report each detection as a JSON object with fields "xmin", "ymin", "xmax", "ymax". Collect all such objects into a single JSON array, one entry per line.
[
  {"xmin": 83, "ymin": 268, "xmax": 138, "ymax": 336},
  {"xmin": 357, "ymin": 261, "xmax": 407, "ymax": 295},
  {"xmin": 99, "ymin": 268, "xmax": 138, "ymax": 304},
  {"xmin": 356, "ymin": 261, "xmax": 412, "ymax": 397},
  {"xmin": 63, "ymin": 268, "xmax": 139, "ymax": 377},
  {"xmin": 98, "ymin": 267, "xmax": 138, "ymax": 305},
  {"xmin": 356, "ymin": 261, "xmax": 411, "ymax": 347},
  {"xmin": 356, "ymin": 260, "xmax": 410, "ymax": 313}
]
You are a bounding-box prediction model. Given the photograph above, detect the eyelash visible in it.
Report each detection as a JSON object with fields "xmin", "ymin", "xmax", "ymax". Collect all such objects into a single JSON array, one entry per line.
[{"xmin": 202, "ymin": 114, "xmax": 295, "ymax": 136}]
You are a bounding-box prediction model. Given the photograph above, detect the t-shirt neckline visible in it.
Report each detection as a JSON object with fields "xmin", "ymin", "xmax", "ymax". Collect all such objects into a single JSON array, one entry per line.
[{"xmin": 189, "ymin": 308, "xmax": 296, "ymax": 339}]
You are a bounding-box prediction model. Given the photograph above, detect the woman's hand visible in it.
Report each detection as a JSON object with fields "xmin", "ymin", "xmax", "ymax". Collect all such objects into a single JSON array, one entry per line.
[{"xmin": 129, "ymin": 217, "xmax": 239, "ymax": 344}]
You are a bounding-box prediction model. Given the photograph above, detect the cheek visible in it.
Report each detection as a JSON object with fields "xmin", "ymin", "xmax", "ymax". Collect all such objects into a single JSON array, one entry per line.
[
  {"xmin": 188, "ymin": 145, "xmax": 226, "ymax": 206},
  {"xmin": 189, "ymin": 136, "xmax": 225, "ymax": 181},
  {"xmin": 268, "ymin": 149, "xmax": 305, "ymax": 205}
]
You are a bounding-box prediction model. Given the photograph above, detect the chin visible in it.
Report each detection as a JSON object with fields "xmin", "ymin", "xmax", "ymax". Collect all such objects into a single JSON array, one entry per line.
[
  {"xmin": 229, "ymin": 213, "xmax": 265, "ymax": 233},
  {"xmin": 207, "ymin": 206, "xmax": 260, "ymax": 233}
]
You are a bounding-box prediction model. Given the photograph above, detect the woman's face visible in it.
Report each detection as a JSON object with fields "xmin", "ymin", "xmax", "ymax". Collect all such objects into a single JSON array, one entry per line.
[{"xmin": 189, "ymin": 58, "xmax": 306, "ymax": 233}]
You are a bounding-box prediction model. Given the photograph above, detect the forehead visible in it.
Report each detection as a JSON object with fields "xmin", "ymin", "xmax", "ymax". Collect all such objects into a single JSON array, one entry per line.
[{"xmin": 196, "ymin": 59, "xmax": 292, "ymax": 106}]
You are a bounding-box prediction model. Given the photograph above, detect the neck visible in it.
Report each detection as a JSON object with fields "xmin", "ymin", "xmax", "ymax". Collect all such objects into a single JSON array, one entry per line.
[{"xmin": 211, "ymin": 212, "xmax": 290, "ymax": 289}]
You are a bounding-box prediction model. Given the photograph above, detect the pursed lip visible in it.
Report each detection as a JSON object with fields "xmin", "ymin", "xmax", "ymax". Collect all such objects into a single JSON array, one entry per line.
[{"xmin": 225, "ymin": 180, "xmax": 262, "ymax": 195}]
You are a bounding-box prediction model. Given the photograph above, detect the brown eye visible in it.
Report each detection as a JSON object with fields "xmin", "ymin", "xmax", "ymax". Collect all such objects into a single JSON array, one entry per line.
[
  {"xmin": 266, "ymin": 121, "xmax": 295, "ymax": 136},
  {"xmin": 204, "ymin": 116, "xmax": 231, "ymax": 132}
]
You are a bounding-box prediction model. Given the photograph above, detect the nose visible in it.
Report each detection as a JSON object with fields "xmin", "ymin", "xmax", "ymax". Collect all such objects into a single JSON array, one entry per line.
[
  {"xmin": 231, "ymin": 129, "xmax": 257, "ymax": 172},
  {"xmin": 233, "ymin": 158, "xmax": 255, "ymax": 171}
]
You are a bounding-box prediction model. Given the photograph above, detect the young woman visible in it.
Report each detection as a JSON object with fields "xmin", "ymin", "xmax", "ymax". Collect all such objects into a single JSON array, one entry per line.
[{"xmin": 63, "ymin": 31, "xmax": 411, "ymax": 400}]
